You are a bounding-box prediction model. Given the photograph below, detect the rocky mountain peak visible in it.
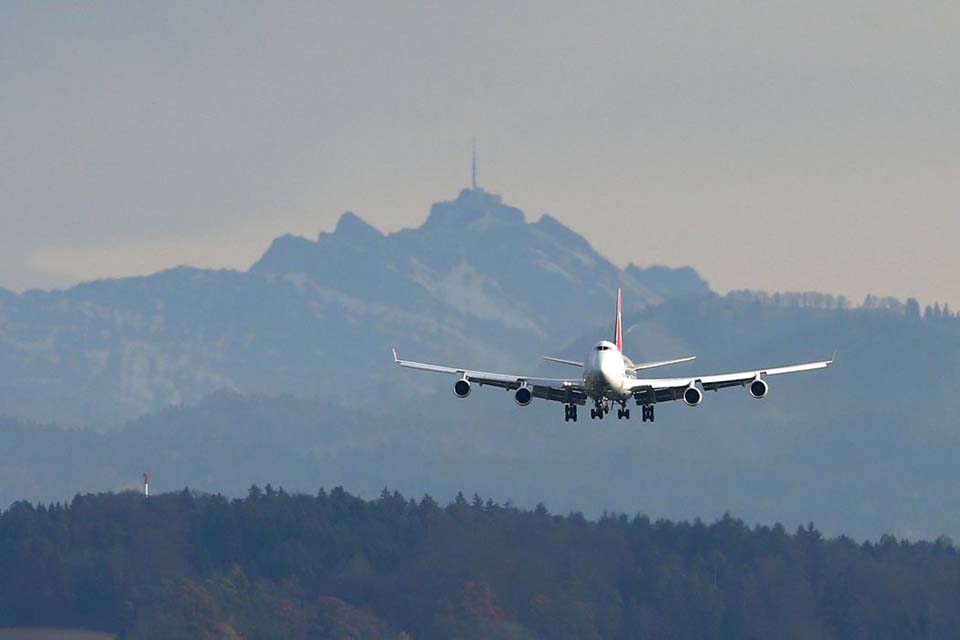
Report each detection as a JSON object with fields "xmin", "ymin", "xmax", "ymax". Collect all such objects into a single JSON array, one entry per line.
[
  {"xmin": 421, "ymin": 188, "xmax": 525, "ymax": 232},
  {"xmin": 328, "ymin": 211, "xmax": 384, "ymax": 242}
]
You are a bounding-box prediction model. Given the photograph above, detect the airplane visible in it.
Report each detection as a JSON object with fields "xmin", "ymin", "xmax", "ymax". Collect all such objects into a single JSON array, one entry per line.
[{"xmin": 392, "ymin": 289, "xmax": 832, "ymax": 422}]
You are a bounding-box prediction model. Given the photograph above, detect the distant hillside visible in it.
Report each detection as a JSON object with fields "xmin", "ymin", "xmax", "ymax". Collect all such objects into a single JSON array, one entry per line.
[
  {"xmin": 2, "ymin": 488, "xmax": 959, "ymax": 639},
  {"xmin": 0, "ymin": 630, "xmax": 114, "ymax": 640},
  {"xmin": 0, "ymin": 188, "xmax": 703, "ymax": 427},
  {"xmin": 4, "ymin": 187, "xmax": 960, "ymax": 539},
  {"xmin": 3, "ymin": 292, "xmax": 960, "ymax": 540},
  {"xmin": 623, "ymin": 263, "xmax": 709, "ymax": 301}
]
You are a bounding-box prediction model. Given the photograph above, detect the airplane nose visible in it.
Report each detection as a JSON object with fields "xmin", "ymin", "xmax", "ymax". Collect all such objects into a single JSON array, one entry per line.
[{"xmin": 600, "ymin": 356, "xmax": 621, "ymax": 387}]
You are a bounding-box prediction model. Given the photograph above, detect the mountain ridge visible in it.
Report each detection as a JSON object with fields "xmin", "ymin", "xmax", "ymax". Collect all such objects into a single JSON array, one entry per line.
[
  {"xmin": 3, "ymin": 249, "xmax": 960, "ymax": 538},
  {"xmin": 0, "ymin": 188, "xmax": 709, "ymax": 427}
]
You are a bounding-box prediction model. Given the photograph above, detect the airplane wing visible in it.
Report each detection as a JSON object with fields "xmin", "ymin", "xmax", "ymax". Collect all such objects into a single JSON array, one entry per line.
[
  {"xmin": 627, "ymin": 358, "xmax": 833, "ymax": 404},
  {"xmin": 393, "ymin": 350, "xmax": 588, "ymax": 404},
  {"xmin": 627, "ymin": 355, "xmax": 697, "ymax": 372}
]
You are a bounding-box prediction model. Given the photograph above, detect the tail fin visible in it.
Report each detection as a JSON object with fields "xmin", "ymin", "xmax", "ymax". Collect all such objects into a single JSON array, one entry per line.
[{"xmin": 614, "ymin": 287, "xmax": 623, "ymax": 351}]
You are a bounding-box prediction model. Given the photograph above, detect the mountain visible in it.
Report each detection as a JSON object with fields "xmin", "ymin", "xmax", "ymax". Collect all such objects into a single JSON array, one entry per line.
[
  {"xmin": 623, "ymin": 263, "xmax": 709, "ymax": 301},
  {"xmin": 4, "ymin": 187, "xmax": 960, "ymax": 539},
  {"xmin": 0, "ymin": 188, "xmax": 702, "ymax": 428},
  {"xmin": 3, "ymin": 296, "xmax": 960, "ymax": 540}
]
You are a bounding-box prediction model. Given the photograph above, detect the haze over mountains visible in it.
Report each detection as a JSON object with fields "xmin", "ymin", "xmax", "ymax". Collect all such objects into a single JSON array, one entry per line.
[
  {"xmin": 0, "ymin": 189, "xmax": 707, "ymax": 428},
  {"xmin": 1, "ymin": 188, "xmax": 959, "ymax": 540}
]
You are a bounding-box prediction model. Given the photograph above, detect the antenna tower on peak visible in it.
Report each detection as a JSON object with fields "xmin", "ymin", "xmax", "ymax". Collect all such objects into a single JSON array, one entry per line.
[{"xmin": 471, "ymin": 139, "xmax": 478, "ymax": 190}]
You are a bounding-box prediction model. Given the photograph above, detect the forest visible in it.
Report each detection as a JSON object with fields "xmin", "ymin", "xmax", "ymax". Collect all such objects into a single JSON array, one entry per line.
[{"xmin": 2, "ymin": 487, "xmax": 959, "ymax": 639}]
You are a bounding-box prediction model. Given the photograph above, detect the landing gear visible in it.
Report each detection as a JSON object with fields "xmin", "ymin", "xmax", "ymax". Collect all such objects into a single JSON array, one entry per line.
[
  {"xmin": 616, "ymin": 401, "xmax": 631, "ymax": 420},
  {"xmin": 641, "ymin": 404, "xmax": 655, "ymax": 423},
  {"xmin": 564, "ymin": 404, "xmax": 578, "ymax": 422},
  {"xmin": 590, "ymin": 401, "xmax": 605, "ymax": 420}
]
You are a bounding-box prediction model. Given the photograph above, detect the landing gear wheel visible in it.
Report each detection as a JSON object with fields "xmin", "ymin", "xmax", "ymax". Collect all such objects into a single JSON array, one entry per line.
[
  {"xmin": 564, "ymin": 404, "xmax": 578, "ymax": 422},
  {"xmin": 624, "ymin": 409, "xmax": 631, "ymax": 420},
  {"xmin": 641, "ymin": 404, "xmax": 655, "ymax": 422}
]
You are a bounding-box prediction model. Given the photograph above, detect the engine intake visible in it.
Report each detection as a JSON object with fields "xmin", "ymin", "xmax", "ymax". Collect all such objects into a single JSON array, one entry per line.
[
  {"xmin": 453, "ymin": 378, "xmax": 471, "ymax": 398},
  {"xmin": 749, "ymin": 378, "xmax": 768, "ymax": 399},
  {"xmin": 514, "ymin": 386, "xmax": 533, "ymax": 406},
  {"xmin": 683, "ymin": 384, "xmax": 703, "ymax": 407}
]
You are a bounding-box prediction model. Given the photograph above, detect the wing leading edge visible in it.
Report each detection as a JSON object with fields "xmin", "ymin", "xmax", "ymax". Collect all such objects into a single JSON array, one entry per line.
[
  {"xmin": 627, "ymin": 358, "xmax": 833, "ymax": 403},
  {"xmin": 392, "ymin": 350, "xmax": 588, "ymax": 404}
]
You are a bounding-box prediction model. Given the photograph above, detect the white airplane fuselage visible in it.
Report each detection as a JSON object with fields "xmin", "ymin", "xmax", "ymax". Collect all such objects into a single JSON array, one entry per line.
[{"xmin": 583, "ymin": 340, "xmax": 631, "ymax": 402}]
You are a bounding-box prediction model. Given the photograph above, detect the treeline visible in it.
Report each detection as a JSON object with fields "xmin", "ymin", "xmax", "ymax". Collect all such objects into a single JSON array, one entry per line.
[
  {"xmin": 727, "ymin": 289, "xmax": 958, "ymax": 321},
  {"xmin": 2, "ymin": 488, "xmax": 960, "ymax": 639}
]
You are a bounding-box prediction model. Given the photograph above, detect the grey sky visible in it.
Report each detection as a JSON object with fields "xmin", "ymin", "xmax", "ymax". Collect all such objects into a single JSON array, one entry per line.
[{"xmin": 2, "ymin": 2, "xmax": 958, "ymax": 305}]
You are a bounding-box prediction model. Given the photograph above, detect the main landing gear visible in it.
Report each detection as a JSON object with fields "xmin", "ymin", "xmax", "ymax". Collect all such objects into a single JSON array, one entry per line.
[
  {"xmin": 640, "ymin": 404, "xmax": 655, "ymax": 423},
  {"xmin": 579, "ymin": 400, "xmax": 654, "ymax": 422},
  {"xmin": 589, "ymin": 401, "xmax": 609, "ymax": 420},
  {"xmin": 564, "ymin": 404, "xmax": 578, "ymax": 422}
]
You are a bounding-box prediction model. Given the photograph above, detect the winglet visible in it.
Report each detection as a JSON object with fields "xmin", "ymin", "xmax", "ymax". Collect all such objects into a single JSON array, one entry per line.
[
  {"xmin": 829, "ymin": 348, "xmax": 837, "ymax": 365},
  {"xmin": 392, "ymin": 348, "xmax": 399, "ymax": 363}
]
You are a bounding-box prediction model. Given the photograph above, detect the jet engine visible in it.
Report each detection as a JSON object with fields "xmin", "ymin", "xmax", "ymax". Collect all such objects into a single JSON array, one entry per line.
[
  {"xmin": 514, "ymin": 386, "xmax": 533, "ymax": 406},
  {"xmin": 683, "ymin": 384, "xmax": 703, "ymax": 407},
  {"xmin": 749, "ymin": 378, "xmax": 768, "ymax": 399},
  {"xmin": 453, "ymin": 378, "xmax": 471, "ymax": 398}
]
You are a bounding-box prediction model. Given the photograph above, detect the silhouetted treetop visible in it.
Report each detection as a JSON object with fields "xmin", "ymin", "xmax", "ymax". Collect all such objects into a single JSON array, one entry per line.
[{"xmin": 1, "ymin": 487, "xmax": 959, "ymax": 639}]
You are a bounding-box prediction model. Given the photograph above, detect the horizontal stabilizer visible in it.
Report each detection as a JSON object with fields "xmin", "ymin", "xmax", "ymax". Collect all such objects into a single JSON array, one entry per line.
[
  {"xmin": 628, "ymin": 355, "xmax": 696, "ymax": 372},
  {"xmin": 543, "ymin": 356, "xmax": 584, "ymax": 368}
]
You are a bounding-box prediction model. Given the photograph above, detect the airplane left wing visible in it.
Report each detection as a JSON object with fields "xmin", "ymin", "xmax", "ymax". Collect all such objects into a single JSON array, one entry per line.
[
  {"xmin": 393, "ymin": 350, "xmax": 588, "ymax": 404},
  {"xmin": 627, "ymin": 358, "xmax": 833, "ymax": 404}
]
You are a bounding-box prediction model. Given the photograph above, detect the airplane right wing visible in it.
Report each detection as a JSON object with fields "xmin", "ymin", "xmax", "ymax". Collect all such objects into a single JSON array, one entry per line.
[
  {"xmin": 393, "ymin": 350, "xmax": 588, "ymax": 404},
  {"xmin": 627, "ymin": 358, "xmax": 833, "ymax": 404}
]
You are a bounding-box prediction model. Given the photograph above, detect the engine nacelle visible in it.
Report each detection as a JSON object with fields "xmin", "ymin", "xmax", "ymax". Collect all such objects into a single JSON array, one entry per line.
[
  {"xmin": 514, "ymin": 386, "xmax": 533, "ymax": 406},
  {"xmin": 683, "ymin": 384, "xmax": 703, "ymax": 407},
  {"xmin": 453, "ymin": 378, "xmax": 471, "ymax": 398},
  {"xmin": 749, "ymin": 377, "xmax": 768, "ymax": 399}
]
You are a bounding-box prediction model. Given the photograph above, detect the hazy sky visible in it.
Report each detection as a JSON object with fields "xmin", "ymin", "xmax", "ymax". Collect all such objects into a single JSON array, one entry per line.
[{"xmin": 2, "ymin": 2, "xmax": 958, "ymax": 305}]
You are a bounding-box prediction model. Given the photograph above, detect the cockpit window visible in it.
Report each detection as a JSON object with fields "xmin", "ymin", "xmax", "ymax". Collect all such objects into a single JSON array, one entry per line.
[{"xmin": 596, "ymin": 345, "xmax": 610, "ymax": 351}]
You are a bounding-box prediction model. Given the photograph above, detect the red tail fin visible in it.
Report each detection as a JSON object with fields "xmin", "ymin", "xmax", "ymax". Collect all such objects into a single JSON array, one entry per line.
[{"xmin": 614, "ymin": 288, "xmax": 623, "ymax": 351}]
